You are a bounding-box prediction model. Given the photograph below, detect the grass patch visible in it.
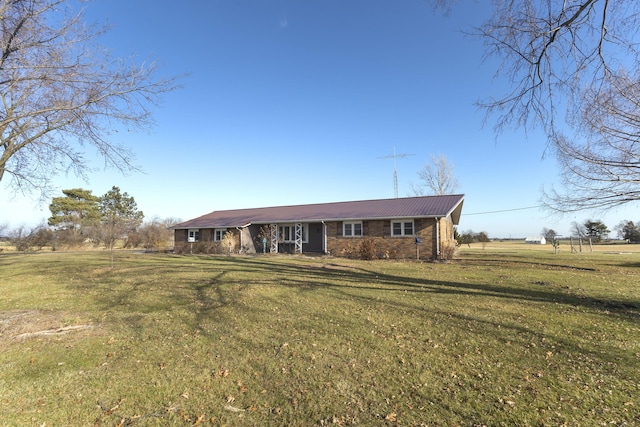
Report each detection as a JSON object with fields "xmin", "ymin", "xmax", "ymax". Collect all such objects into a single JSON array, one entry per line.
[{"xmin": 1, "ymin": 248, "xmax": 639, "ymax": 425}]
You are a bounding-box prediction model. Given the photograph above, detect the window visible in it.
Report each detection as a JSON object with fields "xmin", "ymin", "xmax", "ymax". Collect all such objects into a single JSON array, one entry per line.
[
  {"xmin": 214, "ymin": 229, "xmax": 226, "ymax": 241},
  {"xmin": 343, "ymin": 221, "xmax": 363, "ymax": 237},
  {"xmin": 278, "ymin": 224, "xmax": 308, "ymax": 243},
  {"xmin": 391, "ymin": 221, "xmax": 414, "ymax": 236},
  {"xmin": 187, "ymin": 229, "xmax": 200, "ymax": 242}
]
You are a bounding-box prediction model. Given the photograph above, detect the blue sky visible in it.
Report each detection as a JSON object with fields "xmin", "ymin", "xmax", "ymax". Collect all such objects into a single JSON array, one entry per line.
[{"xmin": 1, "ymin": 0, "xmax": 638, "ymax": 238}]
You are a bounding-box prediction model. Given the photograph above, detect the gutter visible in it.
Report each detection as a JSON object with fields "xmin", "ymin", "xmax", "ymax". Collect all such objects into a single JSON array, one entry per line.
[
  {"xmin": 321, "ymin": 221, "xmax": 327, "ymax": 254},
  {"xmin": 435, "ymin": 218, "xmax": 440, "ymax": 260},
  {"xmin": 236, "ymin": 226, "xmax": 246, "ymax": 254}
]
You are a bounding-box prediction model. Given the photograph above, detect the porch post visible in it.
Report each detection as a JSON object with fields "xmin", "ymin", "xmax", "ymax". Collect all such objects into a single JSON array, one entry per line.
[
  {"xmin": 270, "ymin": 224, "xmax": 278, "ymax": 254},
  {"xmin": 294, "ymin": 223, "xmax": 303, "ymax": 254}
]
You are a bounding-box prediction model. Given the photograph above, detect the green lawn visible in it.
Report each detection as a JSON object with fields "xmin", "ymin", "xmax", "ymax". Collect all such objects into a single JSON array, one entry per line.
[{"xmin": 1, "ymin": 247, "xmax": 638, "ymax": 426}]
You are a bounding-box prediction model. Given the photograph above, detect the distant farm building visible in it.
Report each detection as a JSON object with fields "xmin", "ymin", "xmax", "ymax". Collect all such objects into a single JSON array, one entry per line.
[{"xmin": 525, "ymin": 236, "xmax": 546, "ymax": 244}]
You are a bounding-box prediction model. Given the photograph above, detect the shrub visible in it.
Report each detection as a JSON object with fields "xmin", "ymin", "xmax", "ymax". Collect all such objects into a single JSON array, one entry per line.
[
  {"xmin": 341, "ymin": 243, "xmax": 355, "ymax": 259},
  {"xmin": 123, "ymin": 231, "xmax": 141, "ymax": 248},
  {"xmin": 358, "ymin": 238, "xmax": 377, "ymax": 260},
  {"xmin": 137, "ymin": 218, "xmax": 176, "ymax": 251},
  {"xmin": 220, "ymin": 231, "xmax": 236, "ymax": 254},
  {"xmin": 10, "ymin": 225, "xmax": 54, "ymax": 252},
  {"xmin": 439, "ymin": 241, "xmax": 458, "ymax": 261}
]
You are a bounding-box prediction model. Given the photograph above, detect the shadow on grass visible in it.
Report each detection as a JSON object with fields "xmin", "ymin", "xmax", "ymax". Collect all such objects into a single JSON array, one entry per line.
[
  {"xmin": 61, "ymin": 253, "xmax": 639, "ymax": 330},
  {"xmin": 214, "ymin": 257, "xmax": 640, "ymax": 370},
  {"xmin": 220, "ymin": 256, "xmax": 639, "ymax": 321},
  {"xmin": 607, "ymin": 261, "xmax": 640, "ymax": 268},
  {"xmin": 61, "ymin": 254, "xmax": 639, "ymax": 366}
]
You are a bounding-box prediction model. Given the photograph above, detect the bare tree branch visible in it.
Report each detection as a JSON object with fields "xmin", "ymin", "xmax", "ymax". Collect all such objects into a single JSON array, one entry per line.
[
  {"xmin": 0, "ymin": 0, "xmax": 180, "ymax": 199},
  {"xmin": 410, "ymin": 154, "xmax": 460, "ymax": 196},
  {"xmin": 444, "ymin": 0, "xmax": 640, "ymax": 211}
]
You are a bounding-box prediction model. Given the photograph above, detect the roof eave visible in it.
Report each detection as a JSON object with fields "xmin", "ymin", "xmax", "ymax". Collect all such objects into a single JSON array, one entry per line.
[
  {"xmin": 447, "ymin": 199, "xmax": 464, "ymax": 225},
  {"xmin": 173, "ymin": 214, "xmax": 460, "ymax": 229}
]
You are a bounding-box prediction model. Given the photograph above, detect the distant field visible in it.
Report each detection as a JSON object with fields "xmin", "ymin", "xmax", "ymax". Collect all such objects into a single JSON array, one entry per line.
[
  {"xmin": 1, "ymin": 248, "xmax": 638, "ymax": 426},
  {"xmin": 463, "ymin": 239, "xmax": 640, "ymax": 253}
]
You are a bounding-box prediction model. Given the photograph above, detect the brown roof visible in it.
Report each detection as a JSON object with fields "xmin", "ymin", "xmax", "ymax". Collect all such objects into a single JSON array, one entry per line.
[{"xmin": 172, "ymin": 194, "xmax": 464, "ymax": 229}]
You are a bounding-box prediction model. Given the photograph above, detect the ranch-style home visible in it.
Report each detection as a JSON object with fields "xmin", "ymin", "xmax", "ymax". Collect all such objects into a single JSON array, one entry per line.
[{"xmin": 172, "ymin": 194, "xmax": 464, "ymax": 260}]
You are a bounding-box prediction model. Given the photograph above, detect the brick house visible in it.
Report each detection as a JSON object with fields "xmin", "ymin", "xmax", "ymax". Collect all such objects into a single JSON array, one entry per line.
[{"xmin": 171, "ymin": 194, "xmax": 464, "ymax": 260}]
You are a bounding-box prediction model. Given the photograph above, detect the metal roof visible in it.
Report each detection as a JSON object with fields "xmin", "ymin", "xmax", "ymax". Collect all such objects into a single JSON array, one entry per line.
[{"xmin": 172, "ymin": 194, "xmax": 465, "ymax": 229}]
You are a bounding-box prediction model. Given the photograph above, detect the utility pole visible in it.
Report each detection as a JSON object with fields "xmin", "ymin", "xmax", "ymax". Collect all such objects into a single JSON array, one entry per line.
[{"xmin": 377, "ymin": 146, "xmax": 415, "ymax": 198}]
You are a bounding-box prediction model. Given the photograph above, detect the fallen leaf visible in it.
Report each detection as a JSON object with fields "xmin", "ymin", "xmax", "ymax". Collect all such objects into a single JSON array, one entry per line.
[
  {"xmin": 214, "ymin": 368, "xmax": 229, "ymax": 378},
  {"xmin": 193, "ymin": 414, "xmax": 205, "ymax": 426},
  {"xmin": 104, "ymin": 401, "xmax": 121, "ymax": 415}
]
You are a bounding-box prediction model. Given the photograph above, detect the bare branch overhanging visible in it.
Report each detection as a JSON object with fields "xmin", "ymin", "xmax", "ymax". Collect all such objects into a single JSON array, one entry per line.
[
  {"xmin": 451, "ymin": 0, "xmax": 640, "ymax": 212},
  {"xmin": 0, "ymin": 0, "xmax": 179, "ymax": 199}
]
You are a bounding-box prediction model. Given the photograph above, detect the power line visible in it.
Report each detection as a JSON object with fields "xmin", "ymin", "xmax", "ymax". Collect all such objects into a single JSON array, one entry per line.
[{"xmin": 462, "ymin": 205, "xmax": 542, "ymax": 216}]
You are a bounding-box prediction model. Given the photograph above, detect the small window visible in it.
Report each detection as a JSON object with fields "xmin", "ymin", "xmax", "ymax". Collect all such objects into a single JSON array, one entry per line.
[
  {"xmin": 391, "ymin": 221, "xmax": 414, "ymax": 236},
  {"xmin": 280, "ymin": 225, "xmax": 293, "ymax": 242},
  {"xmin": 392, "ymin": 222, "xmax": 402, "ymax": 236},
  {"xmin": 343, "ymin": 221, "xmax": 363, "ymax": 237},
  {"xmin": 214, "ymin": 229, "xmax": 226, "ymax": 241},
  {"xmin": 405, "ymin": 222, "xmax": 413, "ymax": 235},
  {"xmin": 187, "ymin": 229, "xmax": 200, "ymax": 242}
]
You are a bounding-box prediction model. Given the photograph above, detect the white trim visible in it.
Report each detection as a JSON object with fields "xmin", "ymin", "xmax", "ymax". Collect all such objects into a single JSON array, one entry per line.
[
  {"xmin": 270, "ymin": 224, "xmax": 278, "ymax": 253},
  {"xmin": 187, "ymin": 229, "xmax": 200, "ymax": 242},
  {"xmin": 213, "ymin": 228, "xmax": 227, "ymax": 241},
  {"xmin": 391, "ymin": 220, "xmax": 414, "ymax": 236},
  {"xmin": 278, "ymin": 223, "xmax": 309, "ymax": 243},
  {"xmin": 294, "ymin": 223, "xmax": 303, "ymax": 254},
  {"xmin": 343, "ymin": 221, "xmax": 363, "ymax": 237}
]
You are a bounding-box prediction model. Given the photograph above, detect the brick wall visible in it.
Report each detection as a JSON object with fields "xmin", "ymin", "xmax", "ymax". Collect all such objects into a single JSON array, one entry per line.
[
  {"xmin": 325, "ymin": 219, "xmax": 437, "ymax": 260},
  {"xmin": 173, "ymin": 228, "xmax": 240, "ymax": 254},
  {"xmin": 174, "ymin": 217, "xmax": 456, "ymax": 260}
]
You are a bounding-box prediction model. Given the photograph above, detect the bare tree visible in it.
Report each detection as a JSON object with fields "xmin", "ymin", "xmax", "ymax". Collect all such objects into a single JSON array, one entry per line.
[
  {"xmin": 8, "ymin": 223, "xmax": 53, "ymax": 251},
  {"xmin": 0, "ymin": 0, "xmax": 178, "ymax": 198},
  {"xmin": 543, "ymin": 73, "xmax": 640, "ymax": 211},
  {"xmin": 571, "ymin": 221, "xmax": 586, "ymax": 239},
  {"xmin": 410, "ymin": 154, "xmax": 460, "ymax": 196},
  {"xmin": 450, "ymin": 1, "xmax": 640, "ymax": 212},
  {"xmin": 136, "ymin": 217, "xmax": 179, "ymax": 252}
]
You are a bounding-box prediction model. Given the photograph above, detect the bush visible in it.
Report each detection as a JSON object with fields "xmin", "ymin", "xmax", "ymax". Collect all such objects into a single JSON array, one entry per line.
[
  {"xmin": 136, "ymin": 218, "xmax": 176, "ymax": 251},
  {"xmin": 192, "ymin": 242, "xmax": 224, "ymax": 255},
  {"xmin": 123, "ymin": 231, "xmax": 141, "ymax": 248},
  {"xmin": 358, "ymin": 239, "xmax": 377, "ymax": 260},
  {"xmin": 9, "ymin": 225, "xmax": 54, "ymax": 251},
  {"xmin": 220, "ymin": 231, "xmax": 236, "ymax": 254},
  {"xmin": 341, "ymin": 243, "xmax": 355, "ymax": 259},
  {"xmin": 439, "ymin": 242, "xmax": 458, "ymax": 261}
]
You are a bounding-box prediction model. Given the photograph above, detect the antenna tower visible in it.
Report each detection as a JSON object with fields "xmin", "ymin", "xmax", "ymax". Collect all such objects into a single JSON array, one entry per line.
[{"xmin": 377, "ymin": 146, "xmax": 415, "ymax": 198}]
